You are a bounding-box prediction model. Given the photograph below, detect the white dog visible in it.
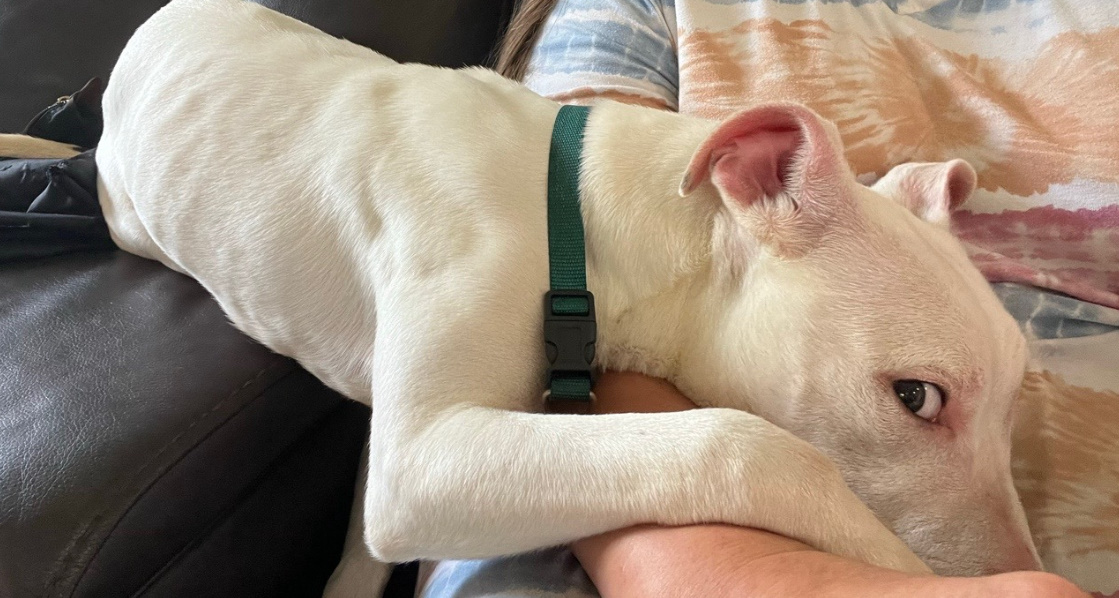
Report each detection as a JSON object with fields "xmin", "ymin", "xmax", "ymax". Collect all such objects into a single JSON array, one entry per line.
[{"xmin": 95, "ymin": 0, "xmax": 1040, "ymax": 593}]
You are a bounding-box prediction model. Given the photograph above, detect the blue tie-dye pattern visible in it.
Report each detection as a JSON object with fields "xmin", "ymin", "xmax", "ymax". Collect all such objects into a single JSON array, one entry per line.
[
  {"xmin": 699, "ymin": 0, "xmax": 1043, "ymax": 30},
  {"xmin": 704, "ymin": 0, "xmax": 885, "ymax": 5},
  {"xmin": 530, "ymin": 0, "xmax": 679, "ymax": 100},
  {"xmin": 534, "ymin": 25, "xmax": 676, "ymax": 87},
  {"xmin": 551, "ymin": 0, "xmax": 667, "ymax": 17},
  {"xmin": 534, "ymin": 0, "xmax": 1049, "ymax": 92},
  {"xmin": 993, "ymin": 284, "xmax": 1119, "ymax": 340},
  {"xmin": 701, "ymin": 0, "xmax": 1033, "ymax": 9}
]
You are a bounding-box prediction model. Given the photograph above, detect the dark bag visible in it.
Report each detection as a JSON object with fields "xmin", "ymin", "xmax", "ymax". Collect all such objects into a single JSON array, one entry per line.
[
  {"xmin": 0, "ymin": 151, "xmax": 113, "ymax": 263},
  {"xmin": 1, "ymin": 79, "xmax": 112, "ymax": 263},
  {"xmin": 21, "ymin": 77, "xmax": 104, "ymax": 150}
]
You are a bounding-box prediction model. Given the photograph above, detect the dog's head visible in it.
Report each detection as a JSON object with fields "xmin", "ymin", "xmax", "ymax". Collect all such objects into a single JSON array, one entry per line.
[{"xmin": 679, "ymin": 103, "xmax": 1039, "ymax": 575}]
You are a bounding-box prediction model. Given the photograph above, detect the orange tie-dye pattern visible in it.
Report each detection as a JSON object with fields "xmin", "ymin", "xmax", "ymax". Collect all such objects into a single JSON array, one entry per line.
[
  {"xmin": 678, "ymin": 20, "xmax": 1119, "ymax": 196},
  {"xmin": 1014, "ymin": 369, "xmax": 1119, "ymax": 591}
]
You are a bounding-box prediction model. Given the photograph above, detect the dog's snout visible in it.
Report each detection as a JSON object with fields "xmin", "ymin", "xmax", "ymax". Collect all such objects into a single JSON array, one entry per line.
[
  {"xmin": 989, "ymin": 540, "xmax": 1044, "ymax": 574},
  {"xmin": 1009, "ymin": 545, "xmax": 1044, "ymax": 572},
  {"xmin": 978, "ymin": 486, "xmax": 1044, "ymax": 574}
]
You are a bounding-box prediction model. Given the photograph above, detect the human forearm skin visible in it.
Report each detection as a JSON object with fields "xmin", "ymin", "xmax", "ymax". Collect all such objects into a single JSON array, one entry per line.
[{"xmin": 574, "ymin": 371, "xmax": 1089, "ymax": 598}]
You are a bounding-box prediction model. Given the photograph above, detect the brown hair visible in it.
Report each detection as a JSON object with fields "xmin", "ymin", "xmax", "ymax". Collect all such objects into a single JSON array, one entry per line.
[{"xmin": 495, "ymin": 0, "xmax": 563, "ymax": 81}]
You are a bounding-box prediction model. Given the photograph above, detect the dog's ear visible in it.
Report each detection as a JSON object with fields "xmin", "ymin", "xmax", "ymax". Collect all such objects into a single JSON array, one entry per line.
[
  {"xmin": 679, "ymin": 103, "xmax": 849, "ymax": 211},
  {"xmin": 678, "ymin": 104, "xmax": 852, "ymax": 258},
  {"xmin": 872, "ymin": 160, "xmax": 977, "ymax": 226}
]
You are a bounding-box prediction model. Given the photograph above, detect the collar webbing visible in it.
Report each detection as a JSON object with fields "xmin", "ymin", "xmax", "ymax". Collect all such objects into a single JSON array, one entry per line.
[{"xmin": 544, "ymin": 105, "xmax": 596, "ymax": 406}]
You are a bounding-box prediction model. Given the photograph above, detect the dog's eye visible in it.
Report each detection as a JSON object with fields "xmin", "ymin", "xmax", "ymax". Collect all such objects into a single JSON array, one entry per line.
[{"xmin": 893, "ymin": 380, "xmax": 944, "ymax": 421}]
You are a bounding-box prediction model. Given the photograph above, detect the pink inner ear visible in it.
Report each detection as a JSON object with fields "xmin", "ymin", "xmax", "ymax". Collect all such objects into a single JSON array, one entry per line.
[
  {"xmin": 710, "ymin": 127, "xmax": 801, "ymax": 207},
  {"xmin": 944, "ymin": 160, "xmax": 977, "ymax": 211},
  {"xmin": 896, "ymin": 160, "xmax": 978, "ymax": 223}
]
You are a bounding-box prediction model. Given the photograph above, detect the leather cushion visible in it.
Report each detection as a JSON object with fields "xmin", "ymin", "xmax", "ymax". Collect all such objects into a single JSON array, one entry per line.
[
  {"xmin": 0, "ymin": 0, "xmax": 514, "ymax": 133},
  {"xmin": 0, "ymin": 251, "xmax": 369, "ymax": 597}
]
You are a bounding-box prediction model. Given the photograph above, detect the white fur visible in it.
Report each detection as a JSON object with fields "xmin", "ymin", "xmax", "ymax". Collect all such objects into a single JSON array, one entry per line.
[{"xmin": 96, "ymin": 0, "xmax": 1040, "ymax": 593}]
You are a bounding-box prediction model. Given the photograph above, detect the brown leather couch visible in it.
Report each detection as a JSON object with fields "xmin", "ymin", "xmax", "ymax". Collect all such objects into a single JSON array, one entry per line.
[{"xmin": 0, "ymin": 1, "xmax": 515, "ymax": 596}]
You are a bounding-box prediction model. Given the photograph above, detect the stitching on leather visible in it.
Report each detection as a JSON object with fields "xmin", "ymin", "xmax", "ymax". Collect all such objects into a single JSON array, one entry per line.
[
  {"xmin": 129, "ymin": 361, "xmax": 285, "ymax": 481},
  {"xmin": 127, "ymin": 401, "xmax": 361, "ymax": 598},
  {"xmin": 51, "ymin": 357, "xmax": 292, "ymax": 597}
]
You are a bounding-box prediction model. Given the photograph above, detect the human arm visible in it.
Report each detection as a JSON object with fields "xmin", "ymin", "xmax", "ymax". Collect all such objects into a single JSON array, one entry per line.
[{"xmin": 574, "ymin": 371, "xmax": 1090, "ymax": 598}]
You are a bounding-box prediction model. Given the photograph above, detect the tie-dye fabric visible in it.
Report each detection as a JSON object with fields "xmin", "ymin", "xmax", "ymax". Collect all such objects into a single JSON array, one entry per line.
[
  {"xmin": 420, "ymin": 1, "xmax": 1119, "ymax": 596},
  {"xmin": 529, "ymin": 0, "xmax": 1119, "ymax": 310}
]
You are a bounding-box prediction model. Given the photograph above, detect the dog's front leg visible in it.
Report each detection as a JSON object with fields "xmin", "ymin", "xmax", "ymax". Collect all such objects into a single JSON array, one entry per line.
[{"xmin": 361, "ymin": 302, "xmax": 931, "ymax": 576}]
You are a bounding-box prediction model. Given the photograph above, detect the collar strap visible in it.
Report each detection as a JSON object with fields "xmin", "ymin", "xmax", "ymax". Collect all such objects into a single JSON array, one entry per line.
[{"xmin": 544, "ymin": 105, "xmax": 597, "ymax": 408}]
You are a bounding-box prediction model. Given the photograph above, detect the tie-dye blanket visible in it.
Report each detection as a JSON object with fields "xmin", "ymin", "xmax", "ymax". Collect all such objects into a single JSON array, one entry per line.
[
  {"xmin": 529, "ymin": 0, "xmax": 1119, "ymax": 310},
  {"xmin": 419, "ymin": 1, "xmax": 1119, "ymax": 595}
]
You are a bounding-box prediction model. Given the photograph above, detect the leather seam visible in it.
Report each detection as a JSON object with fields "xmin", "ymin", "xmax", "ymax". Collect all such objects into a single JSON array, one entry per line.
[
  {"xmin": 52, "ymin": 357, "xmax": 292, "ymax": 598},
  {"xmin": 126, "ymin": 400, "xmax": 355, "ymax": 597}
]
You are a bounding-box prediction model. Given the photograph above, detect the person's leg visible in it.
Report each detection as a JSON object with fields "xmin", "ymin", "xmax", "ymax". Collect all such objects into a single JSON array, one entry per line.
[{"xmin": 419, "ymin": 548, "xmax": 597, "ymax": 598}]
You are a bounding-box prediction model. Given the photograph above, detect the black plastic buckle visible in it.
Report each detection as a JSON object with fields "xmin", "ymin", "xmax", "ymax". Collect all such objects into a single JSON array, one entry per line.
[{"xmin": 543, "ymin": 289, "xmax": 597, "ymax": 409}]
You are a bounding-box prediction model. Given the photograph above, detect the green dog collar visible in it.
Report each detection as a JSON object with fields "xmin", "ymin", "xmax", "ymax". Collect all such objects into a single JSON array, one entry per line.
[{"xmin": 543, "ymin": 105, "xmax": 597, "ymax": 407}]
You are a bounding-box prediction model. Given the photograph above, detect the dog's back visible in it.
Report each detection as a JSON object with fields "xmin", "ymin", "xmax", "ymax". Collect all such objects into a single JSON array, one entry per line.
[{"xmin": 97, "ymin": 0, "xmax": 560, "ymax": 401}]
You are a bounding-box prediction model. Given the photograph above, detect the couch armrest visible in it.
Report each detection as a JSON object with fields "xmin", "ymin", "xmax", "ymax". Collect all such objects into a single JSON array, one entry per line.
[{"xmin": 0, "ymin": 251, "xmax": 370, "ymax": 597}]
